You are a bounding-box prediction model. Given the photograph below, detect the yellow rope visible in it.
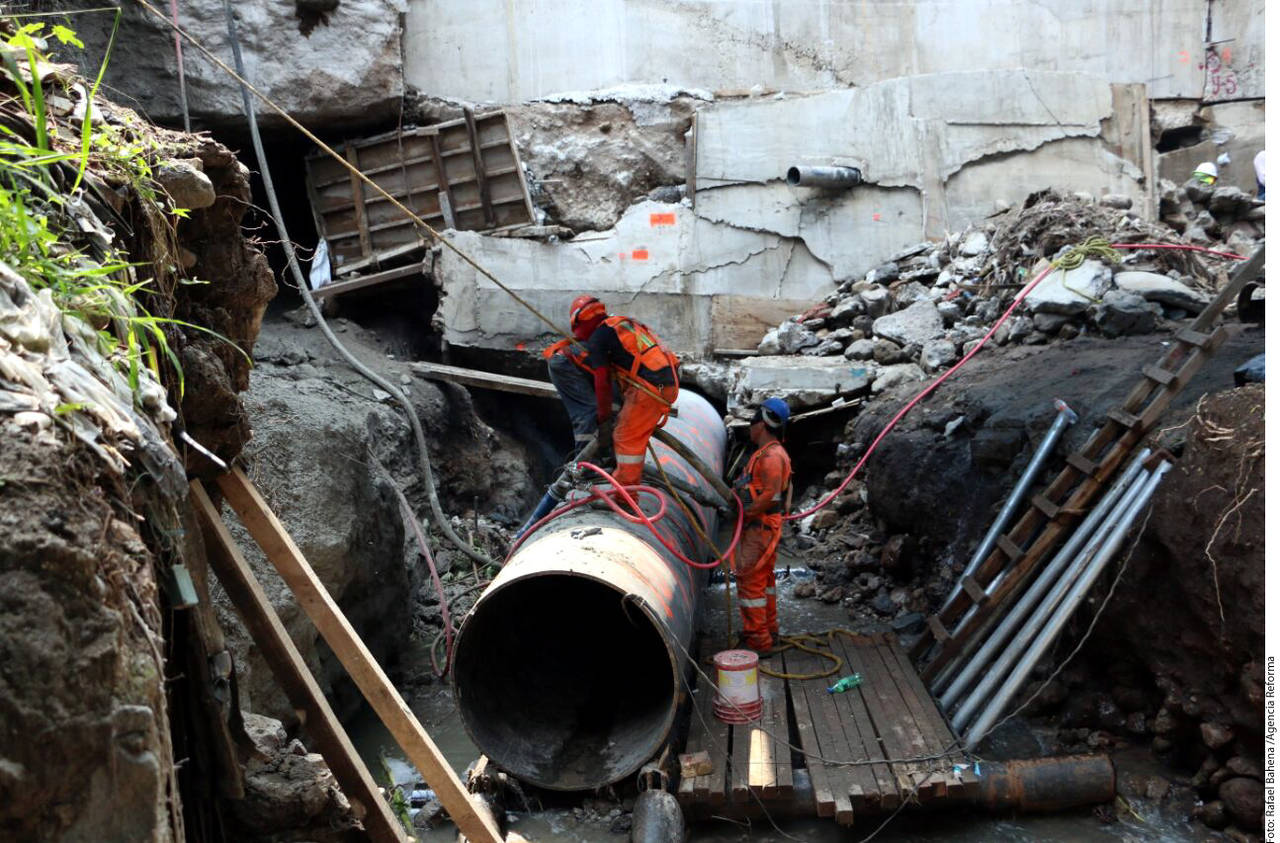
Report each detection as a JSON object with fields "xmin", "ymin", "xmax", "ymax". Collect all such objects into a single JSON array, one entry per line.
[{"xmin": 1052, "ymin": 235, "xmax": 1123, "ymax": 271}]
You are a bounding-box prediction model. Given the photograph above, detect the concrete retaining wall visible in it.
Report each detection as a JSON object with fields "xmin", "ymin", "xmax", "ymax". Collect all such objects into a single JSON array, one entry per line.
[
  {"xmin": 437, "ymin": 71, "xmax": 1152, "ymax": 356},
  {"xmin": 403, "ymin": 0, "xmax": 1245, "ymax": 104}
]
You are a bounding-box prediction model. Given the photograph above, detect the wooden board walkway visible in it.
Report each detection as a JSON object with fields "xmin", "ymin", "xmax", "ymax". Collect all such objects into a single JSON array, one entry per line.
[{"xmin": 678, "ymin": 633, "xmax": 978, "ymax": 826}]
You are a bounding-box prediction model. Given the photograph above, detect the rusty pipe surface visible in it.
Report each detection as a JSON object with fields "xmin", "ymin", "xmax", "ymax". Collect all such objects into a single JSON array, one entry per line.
[
  {"xmin": 453, "ymin": 390, "xmax": 726, "ymax": 791},
  {"xmin": 977, "ymin": 755, "xmax": 1115, "ymax": 812},
  {"xmin": 786, "ymin": 165, "xmax": 863, "ymax": 188}
]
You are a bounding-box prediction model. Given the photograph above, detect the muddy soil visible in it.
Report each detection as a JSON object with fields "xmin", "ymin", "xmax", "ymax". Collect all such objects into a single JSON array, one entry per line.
[
  {"xmin": 0, "ymin": 428, "xmax": 175, "ymax": 841},
  {"xmin": 213, "ymin": 310, "xmax": 534, "ymax": 723}
]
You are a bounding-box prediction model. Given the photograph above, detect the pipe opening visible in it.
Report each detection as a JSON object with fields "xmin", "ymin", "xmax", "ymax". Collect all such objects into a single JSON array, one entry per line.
[
  {"xmin": 454, "ymin": 574, "xmax": 676, "ymax": 790},
  {"xmin": 785, "ymin": 166, "xmax": 803, "ymax": 185}
]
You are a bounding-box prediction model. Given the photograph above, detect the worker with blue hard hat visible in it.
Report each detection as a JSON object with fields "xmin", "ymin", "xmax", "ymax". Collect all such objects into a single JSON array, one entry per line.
[{"xmin": 731, "ymin": 397, "xmax": 793, "ymax": 653}]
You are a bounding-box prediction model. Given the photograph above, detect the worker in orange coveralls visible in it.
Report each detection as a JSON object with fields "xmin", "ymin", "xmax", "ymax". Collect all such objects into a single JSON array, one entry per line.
[
  {"xmin": 545, "ymin": 296, "xmax": 680, "ymax": 486},
  {"xmin": 733, "ymin": 398, "xmax": 793, "ymax": 653}
]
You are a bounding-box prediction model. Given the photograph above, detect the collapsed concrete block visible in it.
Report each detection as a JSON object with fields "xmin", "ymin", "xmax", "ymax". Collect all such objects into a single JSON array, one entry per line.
[
  {"xmin": 960, "ymin": 230, "xmax": 989, "ymax": 256},
  {"xmin": 1113, "ymin": 271, "xmax": 1211, "ymax": 313},
  {"xmin": 871, "ymin": 300, "xmax": 946, "ymax": 346},
  {"xmin": 1025, "ymin": 259, "xmax": 1113, "ymax": 315},
  {"xmin": 860, "ymin": 287, "xmax": 892, "ymax": 318},
  {"xmin": 758, "ymin": 320, "xmax": 821, "ymax": 355},
  {"xmin": 1089, "ymin": 290, "xmax": 1159, "ymax": 337},
  {"xmin": 843, "ymin": 338, "xmax": 876, "ymax": 360},
  {"xmin": 737, "ymin": 356, "xmax": 872, "ymax": 409},
  {"xmin": 871, "ymin": 363, "xmax": 927, "ymax": 394},
  {"xmin": 920, "ymin": 338, "xmax": 958, "ymax": 372}
]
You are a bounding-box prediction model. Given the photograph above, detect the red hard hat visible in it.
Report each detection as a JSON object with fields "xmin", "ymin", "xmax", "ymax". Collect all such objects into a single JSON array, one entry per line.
[{"xmin": 569, "ymin": 295, "xmax": 606, "ymax": 336}]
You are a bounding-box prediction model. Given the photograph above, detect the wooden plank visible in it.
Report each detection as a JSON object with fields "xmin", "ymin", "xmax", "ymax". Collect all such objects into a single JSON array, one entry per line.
[
  {"xmin": 1064, "ymin": 452, "xmax": 1098, "ymax": 477},
  {"xmin": 836, "ymin": 634, "xmax": 929, "ymax": 806},
  {"xmin": 878, "ymin": 636, "xmax": 980, "ymax": 801},
  {"xmin": 763, "ymin": 656, "xmax": 792, "ymax": 798},
  {"xmin": 502, "ymin": 113, "xmax": 539, "ymax": 225},
  {"xmin": 678, "ymin": 683, "xmax": 712, "ymax": 804},
  {"xmin": 995, "ymin": 534, "xmax": 1024, "ymax": 562},
  {"xmin": 215, "ymin": 468, "xmax": 502, "ymax": 843},
  {"xmin": 865, "ymin": 635, "xmax": 953, "ymax": 801},
  {"xmin": 703, "ymin": 687, "xmax": 730, "ymax": 807},
  {"xmin": 730, "ymin": 718, "xmax": 752, "ymax": 804},
  {"xmin": 786, "ymin": 648, "xmax": 856, "ymax": 824},
  {"xmin": 1141, "ymin": 364, "xmax": 1177, "ymax": 386},
  {"xmin": 926, "ymin": 615, "xmax": 951, "ymax": 643},
  {"xmin": 312, "ymin": 263, "xmax": 423, "ymax": 301},
  {"xmin": 409, "ymin": 361, "xmax": 560, "ymax": 400},
  {"xmin": 344, "ymin": 145, "xmax": 374, "ymax": 264},
  {"xmin": 1030, "ymin": 493, "xmax": 1061, "ymax": 520},
  {"xmin": 1107, "ymin": 407, "xmax": 1142, "ymax": 429},
  {"xmin": 428, "ymin": 132, "xmax": 459, "ymax": 234},
  {"xmin": 463, "ymin": 108, "xmax": 497, "ymax": 227},
  {"xmin": 190, "ymin": 481, "xmax": 405, "ymax": 843},
  {"xmin": 1175, "ymin": 327, "xmax": 1213, "ymax": 348},
  {"xmin": 748, "ymin": 664, "xmax": 780, "ymax": 797},
  {"xmin": 819, "ymin": 637, "xmax": 895, "ymax": 813},
  {"xmin": 959, "ymin": 576, "xmax": 987, "ymax": 604},
  {"xmin": 782, "ymin": 649, "xmax": 838, "ymax": 818}
]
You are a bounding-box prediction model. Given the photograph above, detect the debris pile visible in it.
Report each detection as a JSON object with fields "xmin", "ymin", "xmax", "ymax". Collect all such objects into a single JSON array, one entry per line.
[{"xmin": 703, "ymin": 188, "xmax": 1261, "ymax": 420}]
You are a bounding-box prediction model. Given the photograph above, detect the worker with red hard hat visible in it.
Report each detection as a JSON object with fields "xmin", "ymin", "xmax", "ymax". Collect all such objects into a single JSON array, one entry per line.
[
  {"xmin": 732, "ymin": 397, "xmax": 793, "ymax": 653},
  {"xmin": 543, "ymin": 295, "xmax": 680, "ymax": 487}
]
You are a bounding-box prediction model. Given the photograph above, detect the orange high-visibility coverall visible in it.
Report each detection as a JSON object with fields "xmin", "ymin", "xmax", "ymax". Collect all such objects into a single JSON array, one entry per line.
[
  {"xmin": 733, "ymin": 440, "xmax": 792, "ymax": 651},
  {"xmin": 584, "ymin": 316, "xmax": 680, "ymax": 486}
]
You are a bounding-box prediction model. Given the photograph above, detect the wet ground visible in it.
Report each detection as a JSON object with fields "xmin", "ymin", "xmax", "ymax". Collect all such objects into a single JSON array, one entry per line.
[{"xmin": 350, "ymin": 547, "xmax": 1224, "ymax": 841}]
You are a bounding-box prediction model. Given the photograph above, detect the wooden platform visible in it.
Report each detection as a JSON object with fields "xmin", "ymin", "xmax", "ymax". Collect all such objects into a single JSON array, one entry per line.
[{"xmin": 678, "ymin": 632, "xmax": 979, "ymax": 826}]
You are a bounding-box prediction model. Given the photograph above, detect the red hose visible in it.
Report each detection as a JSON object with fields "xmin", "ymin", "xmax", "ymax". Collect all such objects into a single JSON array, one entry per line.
[
  {"xmin": 503, "ymin": 485, "xmax": 664, "ymax": 562},
  {"xmin": 576, "ymin": 462, "xmax": 745, "ymax": 570},
  {"xmin": 786, "ymin": 241, "xmax": 1250, "ymax": 522},
  {"xmin": 1111, "ymin": 242, "xmax": 1249, "ymax": 260}
]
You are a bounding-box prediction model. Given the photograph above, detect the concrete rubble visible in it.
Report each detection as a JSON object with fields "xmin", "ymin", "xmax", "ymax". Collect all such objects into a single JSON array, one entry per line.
[{"xmin": 704, "ymin": 182, "xmax": 1261, "ymax": 420}]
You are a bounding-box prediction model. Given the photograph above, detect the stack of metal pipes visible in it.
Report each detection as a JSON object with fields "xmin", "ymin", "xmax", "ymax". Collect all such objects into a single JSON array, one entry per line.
[{"xmin": 931, "ymin": 446, "xmax": 1172, "ymax": 749}]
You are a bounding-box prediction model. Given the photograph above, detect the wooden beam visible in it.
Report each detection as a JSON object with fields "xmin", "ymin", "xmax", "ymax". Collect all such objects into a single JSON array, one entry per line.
[
  {"xmin": 410, "ymin": 361, "xmax": 560, "ymax": 400},
  {"xmin": 344, "ymin": 145, "xmax": 374, "ymax": 264},
  {"xmin": 463, "ymin": 107, "xmax": 498, "ymax": 227},
  {"xmin": 312, "ymin": 263, "xmax": 424, "ymax": 301},
  {"xmin": 214, "ymin": 468, "xmax": 504, "ymax": 843},
  {"xmin": 190, "ymin": 481, "xmax": 405, "ymax": 843}
]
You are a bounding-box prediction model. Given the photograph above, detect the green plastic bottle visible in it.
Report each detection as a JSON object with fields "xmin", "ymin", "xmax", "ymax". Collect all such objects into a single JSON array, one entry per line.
[{"xmin": 827, "ymin": 673, "xmax": 863, "ymax": 694}]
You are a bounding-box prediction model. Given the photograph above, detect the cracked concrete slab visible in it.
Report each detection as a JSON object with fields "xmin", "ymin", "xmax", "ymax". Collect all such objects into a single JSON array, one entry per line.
[
  {"xmin": 437, "ymin": 200, "xmax": 836, "ymax": 353},
  {"xmin": 693, "ymin": 70, "xmax": 1133, "ymax": 243}
]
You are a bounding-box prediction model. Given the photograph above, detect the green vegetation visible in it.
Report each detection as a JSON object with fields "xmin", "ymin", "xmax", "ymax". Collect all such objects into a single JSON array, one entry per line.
[{"xmin": 0, "ymin": 16, "xmax": 244, "ymax": 407}]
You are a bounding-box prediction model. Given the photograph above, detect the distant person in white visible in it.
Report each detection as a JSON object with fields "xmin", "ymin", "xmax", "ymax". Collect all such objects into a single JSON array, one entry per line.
[{"xmin": 1254, "ymin": 150, "xmax": 1265, "ymax": 201}]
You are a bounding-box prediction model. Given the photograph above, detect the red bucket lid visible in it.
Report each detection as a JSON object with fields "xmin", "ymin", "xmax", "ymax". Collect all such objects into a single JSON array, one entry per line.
[{"xmin": 713, "ymin": 649, "xmax": 759, "ymax": 671}]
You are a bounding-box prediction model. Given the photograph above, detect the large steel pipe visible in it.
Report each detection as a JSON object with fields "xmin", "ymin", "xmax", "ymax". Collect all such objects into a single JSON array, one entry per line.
[
  {"xmin": 977, "ymin": 755, "xmax": 1116, "ymax": 812},
  {"xmin": 453, "ymin": 390, "xmax": 726, "ymax": 790}
]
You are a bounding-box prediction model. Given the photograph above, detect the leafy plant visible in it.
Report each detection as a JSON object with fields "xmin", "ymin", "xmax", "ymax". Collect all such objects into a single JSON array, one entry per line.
[{"xmin": 0, "ymin": 17, "xmax": 247, "ymax": 404}]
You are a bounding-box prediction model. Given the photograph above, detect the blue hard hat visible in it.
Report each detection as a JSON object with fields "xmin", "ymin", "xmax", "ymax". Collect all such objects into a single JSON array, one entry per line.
[{"xmin": 758, "ymin": 397, "xmax": 790, "ymax": 429}]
